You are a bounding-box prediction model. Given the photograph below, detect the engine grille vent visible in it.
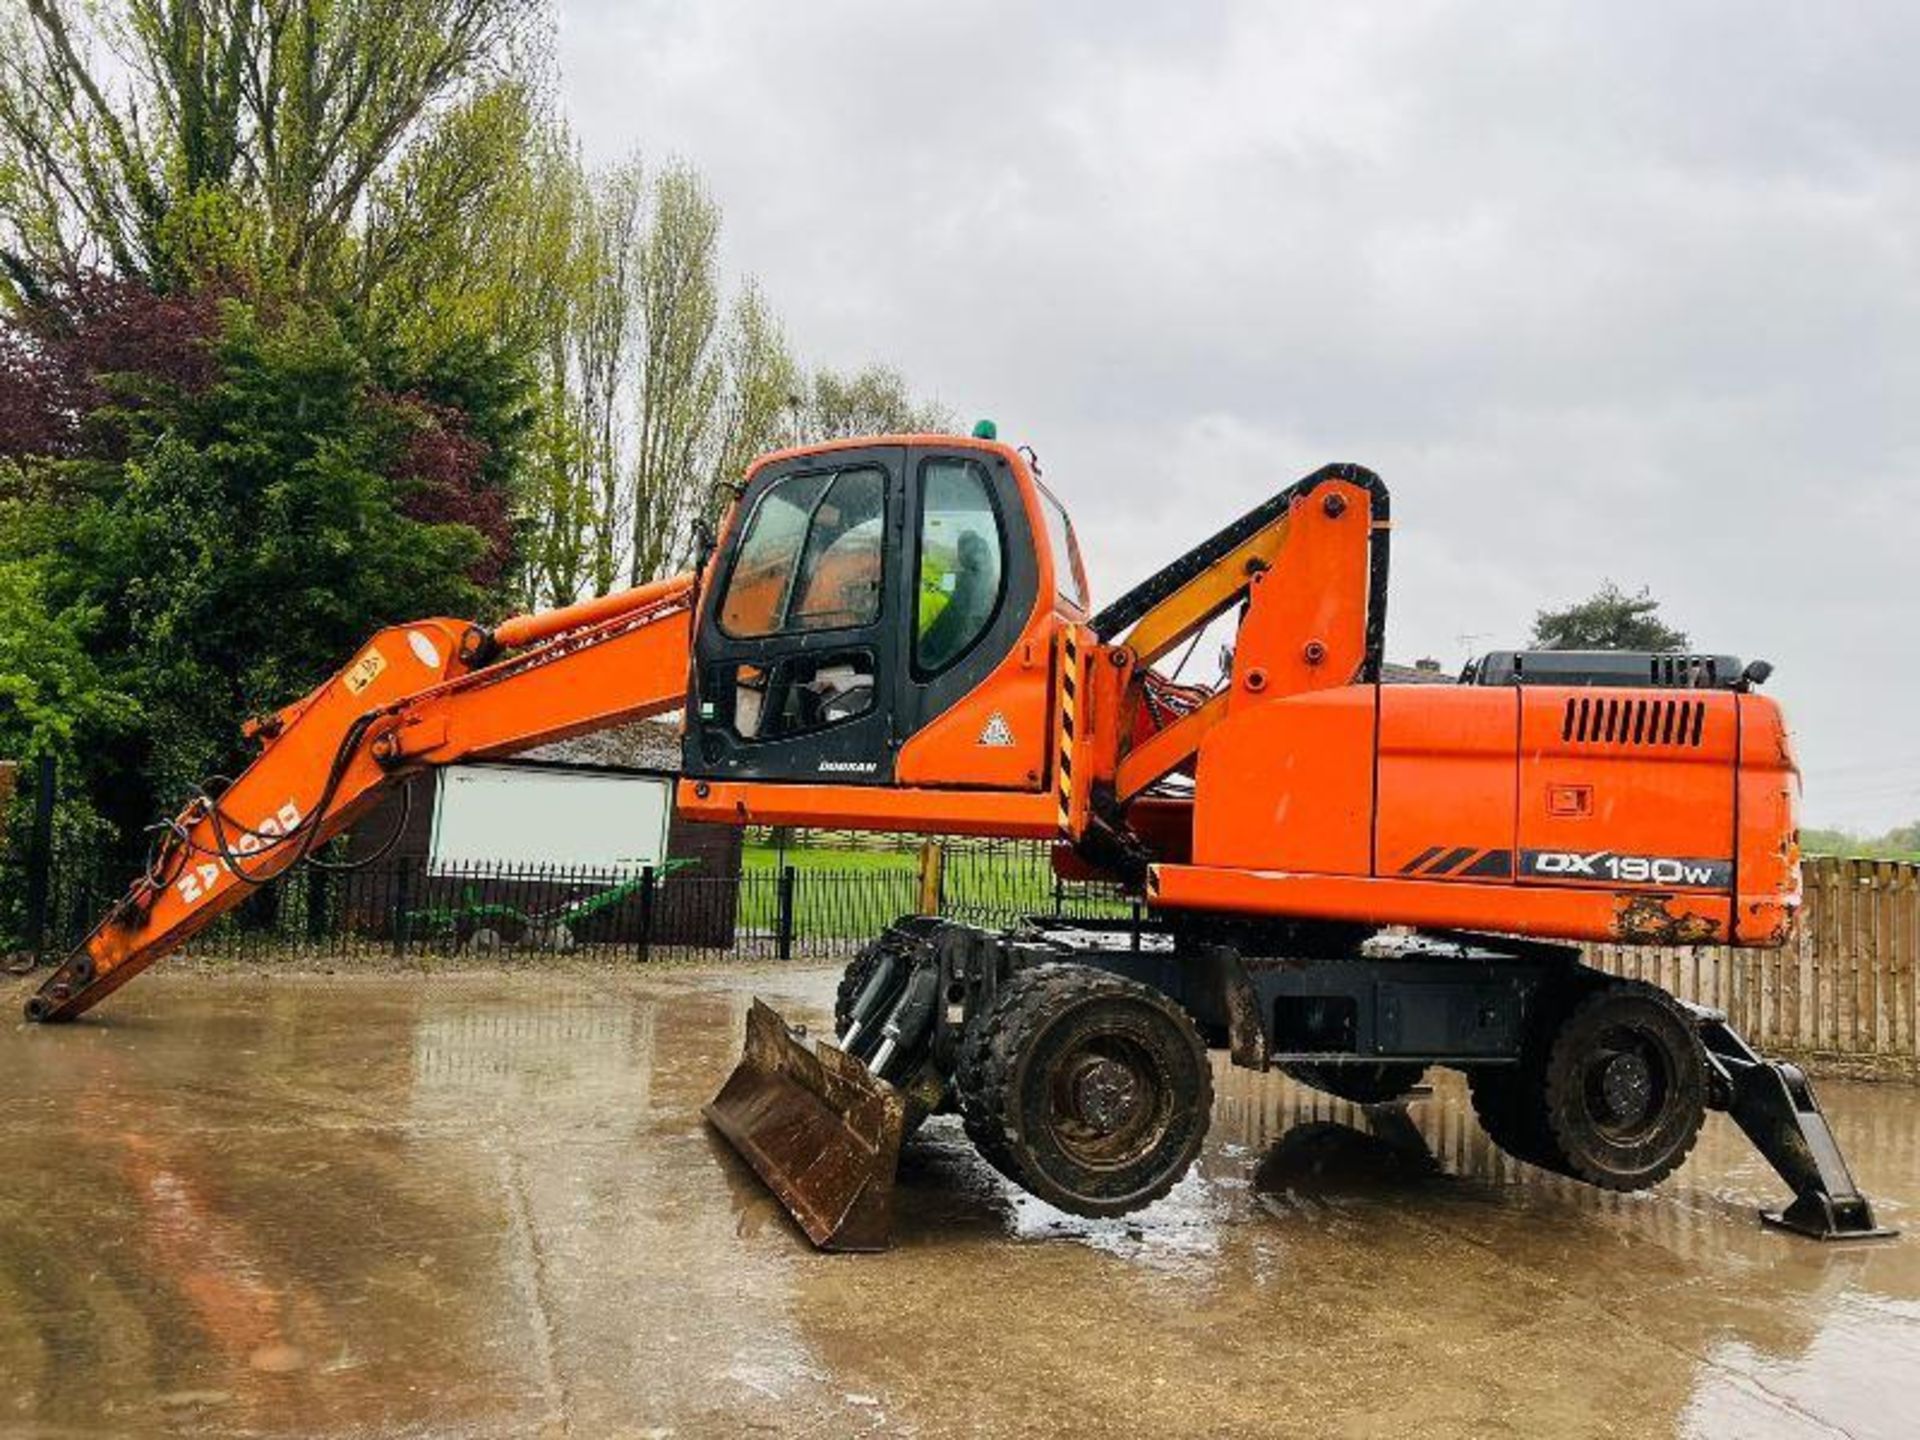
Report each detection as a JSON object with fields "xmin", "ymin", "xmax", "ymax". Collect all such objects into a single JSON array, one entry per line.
[
  {"xmin": 1651, "ymin": 654, "xmax": 1722, "ymax": 688},
  {"xmin": 1562, "ymin": 695, "xmax": 1706, "ymax": 747}
]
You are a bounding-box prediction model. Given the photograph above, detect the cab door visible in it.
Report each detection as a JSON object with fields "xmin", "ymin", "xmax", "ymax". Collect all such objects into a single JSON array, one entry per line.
[
  {"xmin": 685, "ymin": 446, "xmax": 906, "ymax": 784},
  {"xmin": 891, "ymin": 445, "xmax": 1047, "ymax": 790}
]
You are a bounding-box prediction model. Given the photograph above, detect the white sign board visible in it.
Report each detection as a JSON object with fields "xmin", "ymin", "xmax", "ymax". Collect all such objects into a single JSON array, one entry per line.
[{"xmin": 429, "ymin": 764, "xmax": 672, "ymax": 874}]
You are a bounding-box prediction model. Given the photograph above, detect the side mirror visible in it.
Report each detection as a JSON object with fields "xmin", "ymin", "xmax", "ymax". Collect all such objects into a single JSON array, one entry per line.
[{"xmin": 1741, "ymin": 659, "xmax": 1775, "ymax": 689}]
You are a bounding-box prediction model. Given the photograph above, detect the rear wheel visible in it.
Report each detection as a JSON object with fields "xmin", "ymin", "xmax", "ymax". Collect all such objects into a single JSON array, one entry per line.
[
  {"xmin": 1283, "ymin": 1062, "xmax": 1427, "ymax": 1106},
  {"xmin": 957, "ymin": 965, "xmax": 1213, "ymax": 1217},
  {"xmin": 1540, "ymin": 982, "xmax": 1707, "ymax": 1190},
  {"xmin": 1468, "ymin": 1065, "xmax": 1563, "ymax": 1170}
]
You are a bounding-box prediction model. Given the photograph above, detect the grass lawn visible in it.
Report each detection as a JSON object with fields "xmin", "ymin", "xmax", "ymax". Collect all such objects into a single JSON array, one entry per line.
[
  {"xmin": 735, "ymin": 844, "xmax": 920, "ymax": 939},
  {"xmin": 733, "ymin": 841, "xmax": 1129, "ymax": 938},
  {"xmin": 741, "ymin": 844, "xmax": 918, "ymax": 875}
]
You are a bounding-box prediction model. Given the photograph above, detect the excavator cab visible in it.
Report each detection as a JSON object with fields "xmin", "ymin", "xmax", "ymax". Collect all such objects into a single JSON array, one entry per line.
[
  {"xmin": 683, "ymin": 437, "xmax": 1083, "ymax": 798},
  {"xmin": 690, "ymin": 435, "xmax": 1096, "ymax": 1248}
]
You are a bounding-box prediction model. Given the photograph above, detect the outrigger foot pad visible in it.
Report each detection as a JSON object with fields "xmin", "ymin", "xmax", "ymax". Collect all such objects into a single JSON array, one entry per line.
[{"xmin": 1689, "ymin": 1006, "xmax": 1897, "ymax": 1241}]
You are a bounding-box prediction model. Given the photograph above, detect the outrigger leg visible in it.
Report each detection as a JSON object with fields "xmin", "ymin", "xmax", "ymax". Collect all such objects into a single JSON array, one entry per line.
[{"xmin": 1689, "ymin": 1006, "xmax": 1897, "ymax": 1240}]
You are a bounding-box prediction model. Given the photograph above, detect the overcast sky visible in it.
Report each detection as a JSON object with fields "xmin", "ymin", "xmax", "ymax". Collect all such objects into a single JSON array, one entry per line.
[{"xmin": 558, "ymin": 1, "xmax": 1920, "ymax": 832}]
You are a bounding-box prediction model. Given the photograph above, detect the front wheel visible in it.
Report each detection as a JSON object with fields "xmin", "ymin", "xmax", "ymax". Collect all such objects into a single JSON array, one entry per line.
[
  {"xmin": 834, "ymin": 937, "xmax": 891, "ymax": 1037},
  {"xmin": 957, "ymin": 965, "xmax": 1213, "ymax": 1217}
]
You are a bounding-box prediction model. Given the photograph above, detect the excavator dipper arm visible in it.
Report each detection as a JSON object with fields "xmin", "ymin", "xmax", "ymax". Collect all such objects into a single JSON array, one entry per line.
[{"xmin": 26, "ymin": 575, "xmax": 697, "ymax": 1023}]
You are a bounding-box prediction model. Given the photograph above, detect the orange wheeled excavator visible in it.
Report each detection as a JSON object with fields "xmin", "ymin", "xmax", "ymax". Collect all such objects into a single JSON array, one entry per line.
[{"xmin": 25, "ymin": 433, "xmax": 1890, "ymax": 1248}]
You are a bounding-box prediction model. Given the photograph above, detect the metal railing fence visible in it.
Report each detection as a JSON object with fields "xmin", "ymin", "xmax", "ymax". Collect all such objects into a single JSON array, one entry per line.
[
  {"xmin": 0, "ymin": 839, "xmax": 1131, "ymax": 968},
  {"xmin": 6, "ymin": 837, "xmax": 1915, "ymax": 1075}
]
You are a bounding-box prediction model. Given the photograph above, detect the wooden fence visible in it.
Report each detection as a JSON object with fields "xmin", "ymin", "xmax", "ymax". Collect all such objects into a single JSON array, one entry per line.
[
  {"xmin": 1587, "ymin": 856, "xmax": 1919, "ymax": 1076},
  {"xmin": 803, "ymin": 836, "xmax": 1920, "ymax": 1076}
]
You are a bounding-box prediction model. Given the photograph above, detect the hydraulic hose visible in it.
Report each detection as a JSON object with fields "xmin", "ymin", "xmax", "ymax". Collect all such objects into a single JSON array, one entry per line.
[{"xmin": 867, "ymin": 964, "xmax": 943, "ymax": 1080}]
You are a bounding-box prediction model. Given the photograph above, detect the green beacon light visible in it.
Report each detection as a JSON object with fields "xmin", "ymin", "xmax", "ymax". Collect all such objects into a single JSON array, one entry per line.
[{"xmin": 971, "ymin": 419, "xmax": 998, "ymax": 440}]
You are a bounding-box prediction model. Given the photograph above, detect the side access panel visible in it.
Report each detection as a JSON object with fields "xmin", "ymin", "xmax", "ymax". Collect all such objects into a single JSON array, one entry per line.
[
  {"xmin": 1191, "ymin": 686, "xmax": 1376, "ymax": 875},
  {"xmin": 1252, "ymin": 954, "xmax": 1543, "ymax": 1063},
  {"xmin": 1373, "ymin": 686, "xmax": 1519, "ymax": 883},
  {"xmin": 1515, "ymin": 688, "xmax": 1736, "ymax": 917}
]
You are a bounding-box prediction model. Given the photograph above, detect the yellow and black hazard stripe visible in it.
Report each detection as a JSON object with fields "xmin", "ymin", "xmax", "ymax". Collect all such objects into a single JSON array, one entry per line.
[
  {"xmin": 1057, "ymin": 630, "xmax": 1080, "ymax": 837},
  {"xmin": 1398, "ymin": 845, "xmax": 1513, "ymax": 880}
]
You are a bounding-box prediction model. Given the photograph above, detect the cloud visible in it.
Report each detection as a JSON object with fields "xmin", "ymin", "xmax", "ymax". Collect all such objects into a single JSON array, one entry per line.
[{"xmin": 559, "ymin": 0, "xmax": 1920, "ymax": 829}]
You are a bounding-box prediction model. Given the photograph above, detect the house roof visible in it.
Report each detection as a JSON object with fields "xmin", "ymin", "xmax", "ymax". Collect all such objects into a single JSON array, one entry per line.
[
  {"xmin": 1381, "ymin": 660, "xmax": 1455, "ymax": 685},
  {"xmin": 520, "ymin": 718, "xmax": 683, "ymax": 772}
]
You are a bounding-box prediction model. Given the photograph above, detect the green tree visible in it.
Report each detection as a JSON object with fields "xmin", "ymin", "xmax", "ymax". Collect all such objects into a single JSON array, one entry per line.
[
  {"xmin": 630, "ymin": 162, "xmax": 721, "ymax": 585},
  {"xmin": 0, "ymin": 0, "xmax": 547, "ymax": 296},
  {"xmin": 578, "ymin": 157, "xmax": 646, "ymax": 594},
  {"xmin": 1802, "ymin": 823, "xmax": 1920, "ymax": 860},
  {"xmin": 355, "ymin": 81, "xmax": 565, "ymax": 356},
  {"xmin": 0, "ymin": 555, "xmax": 135, "ymax": 770},
  {"xmin": 8, "ymin": 293, "xmax": 501, "ymax": 844},
  {"xmin": 518, "ymin": 393, "xmax": 592, "ymax": 609},
  {"xmin": 0, "ymin": 555, "xmax": 135, "ymax": 852},
  {"xmin": 511, "ymin": 153, "xmax": 801, "ymax": 602},
  {"xmin": 511, "ymin": 147, "xmax": 647, "ymax": 604},
  {"xmin": 798, "ymin": 364, "xmax": 951, "ymax": 442},
  {"xmin": 1530, "ymin": 582, "xmax": 1689, "ymax": 652},
  {"xmin": 706, "ymin": 281, "xmax": 798, "ymax": 502}
]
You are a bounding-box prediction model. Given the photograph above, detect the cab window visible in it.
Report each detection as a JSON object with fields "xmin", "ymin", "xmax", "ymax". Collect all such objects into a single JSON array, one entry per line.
[
  {"xmin": 726, "ymin": 651, "xmax": 876, "ymax": 740},
  {"xmin": 1037, "ymin": 484, "xmax": 1089, "ymax": 610},
  {"xmin": 915, "ymin": 458, "xmax": 1005, "ymax": 674},
  {"xmin": 720, "ymin": 467, "xmax": 886, "ymax": 637}
]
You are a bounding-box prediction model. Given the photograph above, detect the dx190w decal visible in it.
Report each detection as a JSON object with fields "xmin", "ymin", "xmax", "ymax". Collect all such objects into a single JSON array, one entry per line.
[
  {"xmin": 1401, "ymin": 845, "xmax": 1732, "ymax": 890},
  {"xmin": 1520, "ymin": 850, "xmax": 1731, "ymax": 889}
]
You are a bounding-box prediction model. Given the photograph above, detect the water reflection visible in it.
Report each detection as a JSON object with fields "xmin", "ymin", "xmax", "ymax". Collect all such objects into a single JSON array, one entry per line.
[
  {"xmin": 403, "ymin": 982, "xmax": 831, "ymax": 1432},
  {"xmin": 0, "ymin": 984, "xmax": 529, "ymax": 1435},
  {"xmin": 1249, "ymin": 1106, "xmax": 1442, "ymax": 1203},
  {"xmin": 1, "ymin": 970, "xmax": 1914, "ymax": 1439},
  {"xmin": 861, "ymin": 1062, "xmax": 1920, "ymax": 1438}
]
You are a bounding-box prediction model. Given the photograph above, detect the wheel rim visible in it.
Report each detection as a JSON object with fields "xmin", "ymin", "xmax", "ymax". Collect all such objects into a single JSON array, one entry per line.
[
  {"xmin": 1578, "ymin": 1023, "xmax": 1670, "ymax": 1141},
  {"xmin": 1042, "ymin": 1028, "xmax": 1175, "ymax": 1171}
]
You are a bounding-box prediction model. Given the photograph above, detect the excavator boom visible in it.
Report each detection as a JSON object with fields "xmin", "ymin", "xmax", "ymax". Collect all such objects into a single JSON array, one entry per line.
[{"xmin": 27, "ymin": 576, "xmax": 696, "ymax": 1022}]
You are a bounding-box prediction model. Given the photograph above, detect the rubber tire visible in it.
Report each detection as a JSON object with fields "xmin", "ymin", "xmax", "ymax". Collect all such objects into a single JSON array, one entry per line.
[
  {"xmin": 1468, "ymin": 1066, "xmax": 1564, "ymax": 1171},
  {"xmin": 1464, "ymin": 974, "xmax": 1596, "ymax": 1175},
  {"xmin": 1282, "ymin": 1062, "xmax": 1427, "ymax": 1106},
  {"xmin": 1540, "ymin": 982, "xmax": 1707, "ymax": 1191},
  {"xmin": 958, "ymin": 1005, "xmax": 1019, "ymax": 1179},
  {"xmin": 957, "ymin": 964, "xmax": 1213, "ymax": 1218}
]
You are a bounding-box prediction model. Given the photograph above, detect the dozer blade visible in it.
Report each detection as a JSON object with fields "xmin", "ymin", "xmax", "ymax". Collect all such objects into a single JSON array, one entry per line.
[{"xmin": 704, "ymin": 998, "xmax": 907, "ymax": 1252}]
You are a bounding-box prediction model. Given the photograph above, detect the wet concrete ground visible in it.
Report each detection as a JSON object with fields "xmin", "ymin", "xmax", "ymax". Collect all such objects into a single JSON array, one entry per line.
[{"xmin": 1, "ymin": 964, "xmax": 1915, "ymax": 1439}]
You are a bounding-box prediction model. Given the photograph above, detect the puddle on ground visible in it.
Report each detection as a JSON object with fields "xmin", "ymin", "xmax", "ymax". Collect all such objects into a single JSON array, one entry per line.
[{"xmin": 2, "ymin": 964, "xmax": 1914, "ymax": 1438}]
